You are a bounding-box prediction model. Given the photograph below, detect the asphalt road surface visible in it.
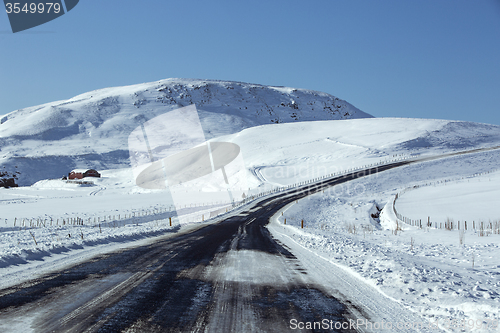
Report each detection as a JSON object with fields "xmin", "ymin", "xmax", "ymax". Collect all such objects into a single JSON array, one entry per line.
[{"xmin": 0, "ymin": 160, "xmax": 430, "ymax": 333}]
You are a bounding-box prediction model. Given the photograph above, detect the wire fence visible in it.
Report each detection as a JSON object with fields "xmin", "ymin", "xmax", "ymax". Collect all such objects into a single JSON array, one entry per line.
[
  {"xmin": 393, "ymin": 169, "xmax": 500, "ymax": 234},
  {"xmin": 2, "ymin": 150, "xmax": 483, "ymax": 233}
]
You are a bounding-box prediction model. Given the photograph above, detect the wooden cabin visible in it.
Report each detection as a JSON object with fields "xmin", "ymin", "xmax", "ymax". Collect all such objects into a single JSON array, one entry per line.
[{"xmin": 68, "ymin": 169, "xmax": 101, "ymax": 180}]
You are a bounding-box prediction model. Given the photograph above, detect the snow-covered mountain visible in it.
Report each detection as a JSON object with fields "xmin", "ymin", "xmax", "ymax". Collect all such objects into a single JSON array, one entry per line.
[
  {"xmin": 1, "ymin": 80, "xmax": 500, "ymax": 329},
  {"xmin": 0, "ymin": 78, "xmax": 372, "ymax": 186}
]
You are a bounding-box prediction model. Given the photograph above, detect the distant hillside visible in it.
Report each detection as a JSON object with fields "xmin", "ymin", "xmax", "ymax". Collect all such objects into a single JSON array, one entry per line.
[{"xmin": 0, "ymin": 78, "xmax": 372, "ymax": 185}]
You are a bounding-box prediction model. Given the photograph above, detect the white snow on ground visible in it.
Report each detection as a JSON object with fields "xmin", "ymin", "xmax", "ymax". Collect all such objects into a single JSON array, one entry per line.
[
  {"xmin": 269, "ymin": 150, "xmax": 500, "ymax": 332},
  {"xmin": 223, "ymin": 117, "xmax": 447, "ymax": 186},
  {"xmin": 1, "ymin": 116, "xmax": 499, "ymax": 332},
  {"xmin": 218, "ymin": 117, "xmax": 500, "ymax": 187},
  {"xmin": 1, "ymin": 117, "xmax": 470, "ymax": 231},
  {"xmin": 396, "ymin": 171, "xmax": 500, "ymax": 225}
]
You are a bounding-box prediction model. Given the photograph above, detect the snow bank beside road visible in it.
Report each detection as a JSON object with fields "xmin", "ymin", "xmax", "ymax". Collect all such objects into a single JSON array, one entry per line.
[
  {"xmin": 269, "ymin": 151, "xmax": 500, "ymax": 332},
  {"xmin": 0, "ymin": 213, "xmax": 236, "ymax": 291}
]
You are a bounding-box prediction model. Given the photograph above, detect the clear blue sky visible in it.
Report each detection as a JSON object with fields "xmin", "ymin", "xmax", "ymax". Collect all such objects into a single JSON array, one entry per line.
[{"xmin": 1, "ymin": 0, "xmax": 499, "ymax": 125}]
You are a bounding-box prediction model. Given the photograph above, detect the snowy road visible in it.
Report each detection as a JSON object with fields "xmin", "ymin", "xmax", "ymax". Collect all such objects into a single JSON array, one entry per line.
[
  {"xmin": 0, "ymin": 202, "xmax": 358, "ymax": 332},
  {"xmin": 0, "ymin": 161, "xmax": 425, "ymax": 333},
  {"xmin": 1, "ymin": 151, "xmax": 492, "ymax": 332}
]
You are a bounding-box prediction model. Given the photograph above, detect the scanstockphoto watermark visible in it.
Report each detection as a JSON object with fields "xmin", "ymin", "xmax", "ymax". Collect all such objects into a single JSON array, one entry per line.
[
  {"xmin": 298, "ymin": 181, "xmax": 367, "ymax": 199},
  {"xmin": 290, "ymin": 318, "xmax": 438, "ymax": 331},
  {"xmin": 127, "ymin": 104, "xmax": 385, "ymax": 223},
  {"xmin": 3, "ymin": 0, "xmax": 79, "ymax": 33},
  {"xmin": 129, "ymin": 105, "xmax": 247, "ymax": 219},
  {"xmin": 290, "ymin": 318, "xmax": 499, "ymax": 331},
  {"xmin": 277, "ymin": 165, "xmax": 378, "ymax": 197},
  {"xmin": 439, "ymin": 318, "xmax": 499, "ymax": 331},
  {"xmin": 259, "ymin": 162, "xmax": 381, "ymax": 183}
]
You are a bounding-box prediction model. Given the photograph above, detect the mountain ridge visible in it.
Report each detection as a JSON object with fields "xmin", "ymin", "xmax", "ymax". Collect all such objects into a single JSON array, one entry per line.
[{"xmin": 0, "ymin": 78, "xmax": 372, "ymax": 185}]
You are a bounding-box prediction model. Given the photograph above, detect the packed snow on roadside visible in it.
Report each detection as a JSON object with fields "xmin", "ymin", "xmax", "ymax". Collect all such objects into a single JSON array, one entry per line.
[{"xmin": 269, "ymin": 149, "xmax": 500, "ymax": 333}]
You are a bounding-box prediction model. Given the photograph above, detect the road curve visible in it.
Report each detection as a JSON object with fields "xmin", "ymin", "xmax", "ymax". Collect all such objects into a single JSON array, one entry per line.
[{"xmin": 1, "ymin": 147, "xmax": 492, "ymax": 332}]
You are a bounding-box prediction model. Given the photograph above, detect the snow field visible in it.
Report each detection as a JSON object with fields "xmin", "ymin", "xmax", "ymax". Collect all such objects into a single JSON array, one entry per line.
[
  {"xmin": 395, "ymin": 169, "xmax": 500, "ymax": 231},
  {"xmin": 0, "ymin": 168, "xmax": 237, "ymax": 229},
  {"xmin": 269, "ymin": 150, "xmax": 500, "ymax": 332}
]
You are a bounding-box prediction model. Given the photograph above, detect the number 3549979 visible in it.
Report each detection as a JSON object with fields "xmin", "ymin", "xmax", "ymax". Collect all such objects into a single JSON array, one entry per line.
[{"xmin": 5, "ymin": 2, "xmax": 62, "ymax": 14}]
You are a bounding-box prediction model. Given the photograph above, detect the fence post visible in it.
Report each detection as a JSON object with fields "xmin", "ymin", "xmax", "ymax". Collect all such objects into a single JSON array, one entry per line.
[{"xmin": 301, "ymin": 219, "xmax": 304, "ymax": 228}]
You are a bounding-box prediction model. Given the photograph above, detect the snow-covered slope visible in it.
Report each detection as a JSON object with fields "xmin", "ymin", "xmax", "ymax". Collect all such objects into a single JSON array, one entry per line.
[
  {"xmin": 0, "ymin": 78, "xmax": 372, "ymax": 186},
  {"xmin": 1, "ymin": 116, "xmax": 500, "ymax": 331},
  {"xmin": 218, "ymin": 118, "xmax": 500, "ymax": 187},
  {"xmin": 270, "ymin": 152, "xmax": 500, "ymax": 332},
  {"xmin": 396, "ymin": 171, "xmax": 500, "ymax": 224},
  {"xmin": 1, "ymin": 117, "xmax": 499, "ymax": 233}
]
